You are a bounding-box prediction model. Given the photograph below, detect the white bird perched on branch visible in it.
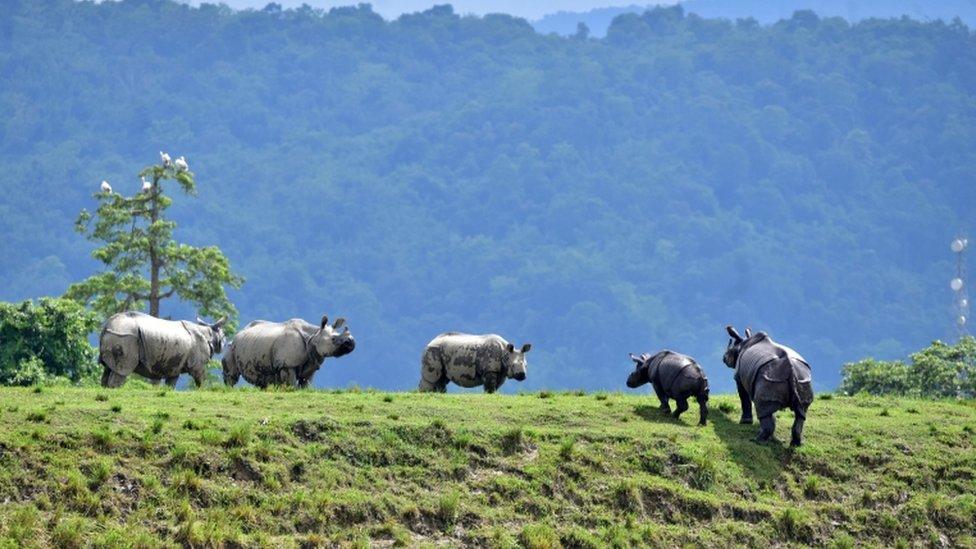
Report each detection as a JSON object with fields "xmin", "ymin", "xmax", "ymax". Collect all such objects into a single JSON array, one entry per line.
[
  {"xmin": 100, "ymin": 180, "xmax": 112, "ymax": 194},
  {"xmin": 174, "ymin": 156, "xmax": 188, "ymax": 171},
  {"xmin": 160, "ymin": 151, "xmax": 171, "ymax": 167},
  {"xmin": 141, "ymin": 177, "xmax": 152, "ymax": 193}
]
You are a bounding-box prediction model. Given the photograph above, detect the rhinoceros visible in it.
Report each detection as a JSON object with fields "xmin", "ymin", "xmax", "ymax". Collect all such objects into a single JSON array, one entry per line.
[
  {"xmin": 221, "ymin": 315, "xmax": 355, "ymax": 388},
  {"xmin": 626, "ymin": 350, "xmax": 710, "ymax": 425},
  {"xmin": 419, "ymin": 333, "xmax": 531, "ymax": 393},
  {"xmin": 98, "ymin": 311, "xmax": 226, "ymax": 388},
  {"xmin": 723, "ymin": 326, "xmax": 814, "ymax": 446}
]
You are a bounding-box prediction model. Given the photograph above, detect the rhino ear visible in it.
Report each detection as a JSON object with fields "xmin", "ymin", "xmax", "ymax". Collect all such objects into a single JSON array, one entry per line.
[
  {"xmin": 726, "ymin": 325, "xmax": 743, "ymax": 342},
  {"xmin": 320, "ymin": 315, "xmax": 329, "ymax": 329},
  {"xmin": 521, "ymin": 343, "xmax": 532, "ymax": 353},
  {"xmin": 332, "ymin": 317, "xmax": 346, "ymax": 330},
  {"xmin": 506, "ymin": 343, "xmax": 515, "ymax": 353}
]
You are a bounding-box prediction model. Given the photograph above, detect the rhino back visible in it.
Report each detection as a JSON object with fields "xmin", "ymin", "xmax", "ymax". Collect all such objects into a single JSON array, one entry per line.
[
  {"xmin": 138, "ymin": 319, "xmax": 197, "ymax": 375},
  {"xmin": 652, "ymin": 351, "xmax": 702, "ymax": 392},
  {"xmin": 737, "ymin": 336, "xmax": 809, "ymax": 398},
  {"xmin": 430, "ymin": 333, "xmax": 507, "ymax": 385},
  {"xmin": 233, "ymin": 320, "xmax": 309, "ymax": 375}
]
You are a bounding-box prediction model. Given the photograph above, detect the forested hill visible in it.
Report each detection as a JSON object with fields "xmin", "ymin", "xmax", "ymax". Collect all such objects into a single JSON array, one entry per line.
[
  {"xmin": 533, "ymin": 1, "xmax": 976, "ymax": 37},
  {"xmin": 1, "ymin": 2, "xmax": 973, "ymax": 391}
]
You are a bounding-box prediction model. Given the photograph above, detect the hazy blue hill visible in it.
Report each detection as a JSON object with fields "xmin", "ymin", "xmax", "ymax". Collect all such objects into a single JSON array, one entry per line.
[
  {"xmin": 533, "ymin": 1, "xmax": 976, "ymax": 36},
  {"xmin": 0, "ymin": 1, "xmax": 973, "ymax": 392}
]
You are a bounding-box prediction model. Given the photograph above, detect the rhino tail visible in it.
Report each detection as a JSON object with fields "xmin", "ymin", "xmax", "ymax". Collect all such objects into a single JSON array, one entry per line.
[{"xmin": 781, "ymin": 352, "xmax": 805, "ymax": 418}]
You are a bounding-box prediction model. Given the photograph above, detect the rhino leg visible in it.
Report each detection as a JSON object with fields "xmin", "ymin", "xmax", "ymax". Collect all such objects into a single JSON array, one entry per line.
[
  {"xmin": 148, "ymin": 378, "xmax": 162, "ymax": 386},
  {"xmin": 736, "ymin": 378, "xmax": 753, "ymax": 424},
  {"xmin": 756, "ymin": 415, "xmax": 775, "ymax": 443},
  {"xmin": 279, "ymin": 367, "xmax": 298, "ymax": 387},
  {"xmin": 100, "ymin": 366, "xmax": 127, "ymax": 388},
  {"xmin": 696, "ymin": 391, "xmax": 709, "ymax": 426},
  {"xmin": 419, "ymin": 377, "xmax": 447, "ymax": 392},
  {"xmin": 651, "ymin": 379, "xmax": 670, "ymax": 413},
  {"xmin": 419, "ymin": 347, "xmax": 447, "ymax": 393},
  {"xmin": 672, "ymin": 398, "xmax": 689, "ymax": 420},
  {"xmin": 165, "ymin": 376, "xmax": 179, "ymax": 388},
  {"xmin": 222, "ymin": 354, "xmax": 240, "ymax": 387},
  {"xmin": 790, "ymin": 404, "xmax": 808, "ymax": 447}
]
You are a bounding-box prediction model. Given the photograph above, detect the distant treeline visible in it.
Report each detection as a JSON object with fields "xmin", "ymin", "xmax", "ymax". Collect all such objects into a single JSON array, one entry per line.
[
  {"xmin": 0, "ymin": 1, "xmax": 973, "ymax": 390},
  {"xmin": 533, "ymin": 1, "xmax": 976, "ymax": 37}
]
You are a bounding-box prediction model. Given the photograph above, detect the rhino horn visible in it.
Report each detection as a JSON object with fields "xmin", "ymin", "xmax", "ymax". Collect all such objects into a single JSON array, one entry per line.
[
  {"xmin": 320, "ymin": 315, "xmax": 329, "ymax": 329},
  {"xmin": 629, "ymin": 353, "xmax": 641, "ymax": 364},
  {"xmin": 214, "ymin": 316, "xmax": 227, "ymax": 328},
  {"xmin": 726, "ymin": 325, "xmax": 743, "ymax": 342},
  {"xmin": 332, "ymin": 317, "xmax": 346, "ymax": 330},
  {"xmin": 745, "ymin": 327, "xmax": 752, "ymax": 338},
  {"xmin": 196, "ymin": 316, "xmax": 206, "ymax": 325}
]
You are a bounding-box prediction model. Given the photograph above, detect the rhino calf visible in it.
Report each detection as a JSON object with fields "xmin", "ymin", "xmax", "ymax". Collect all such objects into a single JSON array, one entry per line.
[
  {"xmin": 419, "ymin": 333, "xmax": 531, "ymax": 393},
  {"xmin": 99, "ymin": 311, "xmax": 226, "ymax": 388},
  {"xmin": 723, "ymin": 326, "xmax": 813, "ymax": 446},
  {"xmin": 626, "ymin": 350, "xmax": 710, "ymax": 425},
  {"xmin": 222, "ymin": 315, "xmax": 355, "ymax": 388}
]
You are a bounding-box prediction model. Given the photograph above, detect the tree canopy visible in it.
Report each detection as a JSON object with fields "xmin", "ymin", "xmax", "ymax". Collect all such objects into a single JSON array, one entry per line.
[
  {"xmin": 65, "ymin": 157, "xmax": 243, "ymax": 329},
  {"xmin": 0, "ymin": 1, "xmax": 973, "ymax": 390}
]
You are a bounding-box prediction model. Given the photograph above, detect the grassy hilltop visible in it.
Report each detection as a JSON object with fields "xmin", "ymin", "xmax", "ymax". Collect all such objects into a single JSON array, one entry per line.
[{"xmin": 0, "ymin": 387, "xmax": 974, "ymax": 547}]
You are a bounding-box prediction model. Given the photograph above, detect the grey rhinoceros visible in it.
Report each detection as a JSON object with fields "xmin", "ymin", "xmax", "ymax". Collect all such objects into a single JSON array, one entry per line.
[
  {"xmin": 419, "ymin": 333, "xmax": 531, "ymax": 393},
  {"xmin": 723, "ymin": 326, "xmax": 814, "ymax": 446},
  {"xmin": 221, "ymin": 315, "xmax": 355, "ymax": 388},
  {"xmin": 626, "ymin": 350, "xmax": 710, "ymax": 425},
  {"xmin": 98, "ymin": 311, "xmax": 226, "ymax": 388}
]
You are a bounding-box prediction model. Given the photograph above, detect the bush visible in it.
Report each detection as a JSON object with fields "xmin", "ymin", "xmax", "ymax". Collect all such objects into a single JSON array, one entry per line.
[
  {"xmin": 840, "ymin": 337, "xmax": 976, "ymax": 398},
  {"xmin": 0, "ymin": 298, "xmax": 99, "ymax": 386},
  {"xmin": 840, "ymin": 358, "xmax": 911, "ymax": 396}
]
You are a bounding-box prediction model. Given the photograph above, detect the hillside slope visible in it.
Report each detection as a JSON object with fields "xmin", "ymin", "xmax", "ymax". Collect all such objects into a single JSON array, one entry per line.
[{"xmin": 0, "ymin": 387, "xmax": 973, "ymax": 546}]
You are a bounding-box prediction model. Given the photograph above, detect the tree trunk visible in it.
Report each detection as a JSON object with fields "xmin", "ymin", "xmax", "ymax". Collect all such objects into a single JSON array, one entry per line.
[{"xmin": 149, "ymin": 177, "xmax": 161, "ymax": 317}]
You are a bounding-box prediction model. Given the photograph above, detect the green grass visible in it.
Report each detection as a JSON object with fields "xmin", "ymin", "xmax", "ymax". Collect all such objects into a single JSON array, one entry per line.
[{"xmin": 0, "ymin": 387, "xmax": 973, "ymax": 547}]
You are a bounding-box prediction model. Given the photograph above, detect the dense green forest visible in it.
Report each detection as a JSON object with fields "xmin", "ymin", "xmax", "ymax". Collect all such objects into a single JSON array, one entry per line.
[{"xmin": 0, "ymin": 1, "xmax": 973, "ymax": 391}]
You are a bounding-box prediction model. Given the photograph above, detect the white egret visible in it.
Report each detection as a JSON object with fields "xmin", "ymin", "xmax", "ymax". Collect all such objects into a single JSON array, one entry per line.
[
  {"xmin": 951, "ymin": 278, "xmax": 964, "ymax": 292},
  {"xmin": 141, "ymin": 177, "xmax": 152, "ymax": 193},
  {"xmin": 100, "ymin": 180, "xmax": 112, "ymax": 193},
  {"xmin": 174, "ymin": 156, "xmax": 188, "ymax": 171},
  {"xmin": 160, "ymin": 151, "xmax": 171, "ymax": 167}
]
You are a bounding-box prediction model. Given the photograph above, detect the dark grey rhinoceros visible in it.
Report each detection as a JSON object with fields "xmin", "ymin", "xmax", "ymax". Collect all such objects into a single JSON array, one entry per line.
[
  {"xmin": 98, "ymin": 311, "xmax": 226, "ymax": 388},
  {"xmin": 723, "ymin": 326, "xmax": 814, "ymax": 446},
  {"xmin": 222, "ymin": 315, "xmax": 355, "ymax": 388},
  {"xmin": 419, "ymin": 333, "xmax": 531, "ymax": 393},
  {"xmin": 626, "ymin": 350, "xmax": 710, "ymax": 425}
]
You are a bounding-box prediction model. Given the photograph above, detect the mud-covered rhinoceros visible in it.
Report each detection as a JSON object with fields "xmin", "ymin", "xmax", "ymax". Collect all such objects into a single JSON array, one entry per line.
[
  {"xmin": 723, "ymin": 326, "xmax": 814, "ymax": 446},
  {"xmin": 419, "ymin": 333, "xmax": 531, "ymax": 393},
  {"xmin": 221, "ymin": 315, "xmax": 355, "ymax": 388},
  {"xmin": 626, "ymin": 350, "xmax": 710, "ymax": 425},
  {"xmin": 98, "ymin": 311, "xmax": 226, "ymax": 388}
]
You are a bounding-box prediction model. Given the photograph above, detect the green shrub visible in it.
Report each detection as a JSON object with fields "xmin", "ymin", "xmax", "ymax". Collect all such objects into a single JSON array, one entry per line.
[
  {"xmin": 0, "ymin": 298, "xmax": 99, "ymax": 386},
  {"xmin": 841, "ymin": 337, "xmax": 976, "ymax": 398}
]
